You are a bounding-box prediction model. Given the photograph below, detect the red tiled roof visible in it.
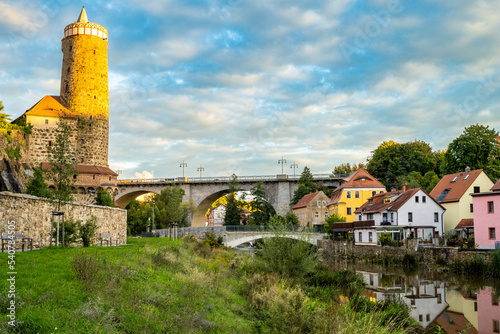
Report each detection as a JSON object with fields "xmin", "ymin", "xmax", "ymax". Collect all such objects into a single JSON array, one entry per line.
[
  {"xmin": 342, "ymin": 168, "xmax": 386, "ymax": 189},
  {"xmin": 41, "ymin": 163, "xmax": 118, "ymax": 176},
  {"xmin": 455, "ymin": 218, "xmax": 473, "ymax": 229},
  {"xmin": 292, "ymin": 190, "xmax": 320, "ymax": 209},
  {"xmin": 355, "ymin": 188, "xmax": 444, "ymax": 214},
  {"xmin": 327, "ymin": 169, "xmax": 385, "ymax": 207},
  {"xmin": 492, "ymin": 179, "xmax": 500, "ymax": 192},
  {"xmin": 429, "ymin": 169, "xmax": 489, "ymax": 203}
]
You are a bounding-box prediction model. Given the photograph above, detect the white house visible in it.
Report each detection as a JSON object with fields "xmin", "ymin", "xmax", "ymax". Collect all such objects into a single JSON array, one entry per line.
[{"xmin": 354, "ymin": 187, "xmax": 446, "ymax": 245}]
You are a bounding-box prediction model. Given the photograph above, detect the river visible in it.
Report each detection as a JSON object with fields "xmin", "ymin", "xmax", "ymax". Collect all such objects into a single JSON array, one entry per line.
[{"xmin": 327, "ymin": 261, "xmax": 500, "ymax": 333}]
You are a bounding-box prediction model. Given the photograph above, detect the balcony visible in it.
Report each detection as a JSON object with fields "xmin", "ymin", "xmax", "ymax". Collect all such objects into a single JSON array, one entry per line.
[{"xmin": 354, "ymin": 220, "xmax": 375, "ymax": 228}]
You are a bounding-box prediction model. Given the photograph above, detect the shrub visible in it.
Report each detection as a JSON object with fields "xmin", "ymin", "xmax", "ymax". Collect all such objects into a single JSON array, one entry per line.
[
  {"xmin": 72, "ymin": 252, "xmax": 100, "ymax": 290},
  {"xmin": 52, "ymin": 217, "xmax": 81, "ymax": 246},
  {"xmin": 379, "ymin": 233, "xmax": 392, "ymax": 246},
  {"xmin": 203, "ymin": 231, "xmax": 223, "ymax": 248},
  {"xmin": 80, "ymin": 215, "xmax": 99, "ymax": 247}
]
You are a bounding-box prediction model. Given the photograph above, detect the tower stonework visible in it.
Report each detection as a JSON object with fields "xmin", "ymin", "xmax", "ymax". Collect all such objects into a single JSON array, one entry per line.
[{"xmin": 60, "ymin": 7, "xmax": 109, "ymax": 167}]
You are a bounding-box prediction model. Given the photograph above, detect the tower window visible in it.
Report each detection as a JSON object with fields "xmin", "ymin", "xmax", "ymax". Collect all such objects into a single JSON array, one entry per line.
[
  {"xmin": 81, "ymin": 139, "xmax": 84, "ymax": 145},
  {"xmin": 69, "ymin": 45, "xmax": 72, "ymax": 51},
  {"xmin": 93, "ymin": 175, "xmax": 96, "ymax": 180},
  {"xmin": 48, "ymin": 141, "xmax": 52, "ymax": 147},
  {"xmin": 65, "ymin": 84, "xmax": 69, "ymax": 93},
  {"xmin": 45, "ymin": 119, "xmax": 49, "ymax": 124},
  {"xmin": 67, "ymin": 67, "xmax": 70, "ymax": 73},
  {"xmin": 81, "ymin": 158, "xmax": 83, "ymax": 163}
]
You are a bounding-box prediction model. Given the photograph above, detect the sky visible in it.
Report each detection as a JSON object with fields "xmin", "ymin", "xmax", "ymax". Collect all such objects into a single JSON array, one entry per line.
[{"xmin": 1, "ymin": 0, "xmax": 500, "ymax": 179}]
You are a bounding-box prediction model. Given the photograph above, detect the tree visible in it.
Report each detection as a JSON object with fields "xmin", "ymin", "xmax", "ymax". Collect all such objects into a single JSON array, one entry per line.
[
  {"xmin": 95, "ymin": 189, "xmax": 115, "ymax": 207},
  {"xmin": 249, "ymin": 181, "xmax": 275, "ymax": 225},
  {"xmin": 0, "ymin": 101, "xmax": 10, "ymax": 128},
  {"xmin": 224, "ymin": 174, "xmax": 242, "ymax": 225},
  {"xmin": 324, "ymin": 213, "xmax": 347, "ymax": 239},
  {"xmin": 25, "ymin": 168, "xmax": 50, "ymax": 198},
  {"xmin": 332, "ymin": 162, "xmax": 366, "ymax": 175},
  {"xmin": 367, "ymin": 140, "xmax": 439, "ymax": 190},
  {"xmin": 442, "ymin": 124, "xmax": 500, "ymax": 180},
  {"xmin": 45, "ymin": 119, "xmax": 77, "ymax": 210},
  {"xmin": 291, "ymin": 166, "xmax": 317, "ymax": 205}
]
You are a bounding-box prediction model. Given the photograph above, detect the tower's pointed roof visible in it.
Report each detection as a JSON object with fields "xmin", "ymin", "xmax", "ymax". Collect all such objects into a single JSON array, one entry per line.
[{"xmin": 77, "ymin": 6, "xmax": 89, "ymax": 23}]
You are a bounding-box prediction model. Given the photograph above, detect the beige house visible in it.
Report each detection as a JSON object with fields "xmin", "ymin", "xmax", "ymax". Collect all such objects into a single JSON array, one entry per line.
[
  {"xmin": 429, "ymin": 168, "xmax": 494, "ymax": 233},
  {"xmin": 292, "ymin": 190, "xmax": 330, "ymax": 227}
]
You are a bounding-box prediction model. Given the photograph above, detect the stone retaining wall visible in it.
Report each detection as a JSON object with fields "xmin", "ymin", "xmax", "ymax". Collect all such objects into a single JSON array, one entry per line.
[
  {"xmin": 317, "ymin": 239, "xmax": 494, "ymax": 266},
  {"xmin": 0, "ymin": 191, "xmax": 127, "ymax": 248}
]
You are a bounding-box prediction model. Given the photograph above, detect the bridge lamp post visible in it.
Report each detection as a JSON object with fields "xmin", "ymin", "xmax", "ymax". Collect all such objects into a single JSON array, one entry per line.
[
  {"xmin": 179, "ymin": 161, "xmax": 187, "ymax": 177},
  {"xmin": 197, "ymin": 166, "xmax": 204, "ymax": 179},
  {"xmin": 278, "ymin": 156, "xmax": 287, "ymax": 174},
  {"xmin": 290, "ymin": 162, "xmax": 298, "ymax": 177}
]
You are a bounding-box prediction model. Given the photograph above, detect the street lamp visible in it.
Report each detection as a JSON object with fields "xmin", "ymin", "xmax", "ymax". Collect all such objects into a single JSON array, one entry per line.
[
  {"xmin": 152, "ymin": 200, "xmax": 155, "ymax": 230},
  {"xmin": 179, "ymin": 161, "xmax": 187, "ymax": 177},
  {"xmin": 290, "ymin": 162, "xmax": 299, "ymax": 177},
  {"xmin": 278, "ymin": 156, "xmax": 287, "ymax": 174},
  {"xmin": 197, "ymin": 165, "xmax": 204, "ymax": 179}
]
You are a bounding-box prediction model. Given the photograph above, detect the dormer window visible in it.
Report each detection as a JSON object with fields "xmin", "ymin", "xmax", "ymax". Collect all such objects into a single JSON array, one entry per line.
[
  {"xmin": 464, "ymin": 174, "xmax": 470, "ymax": 180},
  {"xmin": 384, "ymin": 198, "xmax": 391, "ymax": 203}
]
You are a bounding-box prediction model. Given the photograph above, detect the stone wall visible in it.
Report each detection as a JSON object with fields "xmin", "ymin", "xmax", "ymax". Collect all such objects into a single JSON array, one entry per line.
[
  {"xmin": 0, "ymin": 191, "xmax": 126, "ymax": 248},
  {"xmin": 317, "ymin": 239, "xmax": 495, "ymax": 267}
]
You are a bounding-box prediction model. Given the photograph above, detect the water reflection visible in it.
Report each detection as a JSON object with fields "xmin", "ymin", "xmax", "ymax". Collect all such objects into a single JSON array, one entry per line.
[{"xmin": 330, "ymin": 262, "xmax": 498, "ymax": 333}]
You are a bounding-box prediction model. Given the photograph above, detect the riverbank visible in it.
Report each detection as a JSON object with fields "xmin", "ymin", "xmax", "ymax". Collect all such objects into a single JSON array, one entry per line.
[
  {"xmin": 318, "ymin": 240, "xmax": 500, "ymax": 277},
  {"xmin": 1, "ymin": 237, "xmax": 418, "ymax": 333}
]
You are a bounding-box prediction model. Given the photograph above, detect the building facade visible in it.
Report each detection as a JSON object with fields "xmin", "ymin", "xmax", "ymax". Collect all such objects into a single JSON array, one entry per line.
[
  {"xmin": 471, "ymin": 179, "xmax": 500, "ymax": 249},
  {"xmin": 354, "ymin": 188, "xmax": 445, "ymax": 245},
  {"xmin": 327, "ymin": 169, "xmax": 386, "ymax": 222},
  {"xmin": 292, "ymin": 190, "xmax": 330, "ymax": 227},
  {"xmin": 430, "ymin": 169, "xmax": 494, "ymax": 233}
]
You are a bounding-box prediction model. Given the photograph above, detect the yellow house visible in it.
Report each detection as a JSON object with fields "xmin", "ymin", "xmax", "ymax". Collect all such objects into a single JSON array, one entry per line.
[
  {"xmin": 327, "ymin": 169, "xmax": 386, "ymax": 222},
  {"xmin": 429, "ymin": 168, "xmax": 494, "ymax": 233}
]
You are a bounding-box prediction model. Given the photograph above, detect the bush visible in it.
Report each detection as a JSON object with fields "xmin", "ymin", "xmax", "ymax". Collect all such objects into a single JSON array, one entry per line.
[
  {"xmin": 80, "ymin": 216, "xmax": 99, "ymax": 247},
  {"xmin": 72, "ymin": 252, "xmax": 101, "ymax": 290},
  {"xmin": 379, "ymin": 233, "xmax": 392, "ymax": 246},
  {"xmin": 52, "ymin": 217, "xmax": 80, "ymax": 246},
  {"xmin": 203, "ymin": 231, "xmax": 223, "ymax": 248}
]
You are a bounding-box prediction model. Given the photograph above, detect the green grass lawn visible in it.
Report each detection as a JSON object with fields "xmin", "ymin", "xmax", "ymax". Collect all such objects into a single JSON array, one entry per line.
[
  {"xmin": 0, "ymin": 237, "xmax": 417, "ymax": 334},
  {"xmin": 0, "ymin": 238, "xmax": 255, "ymax": 333}
]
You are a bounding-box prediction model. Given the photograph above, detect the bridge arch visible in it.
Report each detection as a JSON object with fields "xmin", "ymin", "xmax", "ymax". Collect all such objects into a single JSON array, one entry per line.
[
  {"xmin": 226, "ymin": 233, "xmax": 320, "ymax": 248},
  {"xmin": 115, "ymin": 190, "xmax": 160, "ymax": 208}
]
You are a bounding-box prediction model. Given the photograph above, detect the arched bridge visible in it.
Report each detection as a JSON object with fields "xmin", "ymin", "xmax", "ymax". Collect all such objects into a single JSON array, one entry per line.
[
  {"xmin": 148, "ymin": 225, "xmax": 326, "ymax": 248},
  {"xmin": 115, "ymin": 174, "xmax": 345, "ymax": 227}
]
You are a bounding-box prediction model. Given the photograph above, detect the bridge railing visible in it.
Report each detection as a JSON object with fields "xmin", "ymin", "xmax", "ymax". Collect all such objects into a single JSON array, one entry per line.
[
  {"xmin": 118, "ymin": 173, "xmax": 349, "ymax": 184},
  {"xmin": 225, "ymin": 225, "xmax": 312, "ymax": 232}
]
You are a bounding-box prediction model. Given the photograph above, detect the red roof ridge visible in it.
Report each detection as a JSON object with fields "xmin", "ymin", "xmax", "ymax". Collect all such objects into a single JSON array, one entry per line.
[
  {"xmin": 429, "ymin": 169, "xmax": 492, "ymax": 203},
  {"xmin": 292, "ymin": 190, "xmax": 322, "ymax": 209}
]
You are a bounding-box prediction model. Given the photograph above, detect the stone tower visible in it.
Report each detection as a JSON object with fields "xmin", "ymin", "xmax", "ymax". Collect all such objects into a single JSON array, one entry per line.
[{"xmin": 60, "ymin": 7, "xmax": 109, "ymax": 167}]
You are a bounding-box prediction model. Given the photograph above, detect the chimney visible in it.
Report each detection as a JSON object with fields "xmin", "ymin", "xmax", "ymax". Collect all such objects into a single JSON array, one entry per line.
[
  {"xmin": 403, "ymin": 185, "xmax": 409, "ymax": 191},
  {"xmin": 465, "ymin": 166, "xmax": 471, "ymax": 173},
  {"xmin": 391, "ymin": 188, "xmax": 396, "ymax": 192}
]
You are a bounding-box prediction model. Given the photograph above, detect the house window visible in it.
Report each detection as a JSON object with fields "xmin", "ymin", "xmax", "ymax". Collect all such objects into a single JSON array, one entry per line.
[
  {"xmin": 415, "ymin": 196, "xmax": 419, "ymax": 203},
  {"xmin": 379, "ymin": 191, "xmax": 384, "ymax": 193},
  {"xmin": 346, "ymin": 191, "xmax": 351, "ymax": 199},
  {"xmin": 369, "ymin": 232, "xmax": 373, "ymax": 242},
  {"xmin": 474, "ymin": 186, "xmax": 480, "ymax": 193},
  {"xmin": 434, "ymin": 213, "xmax": 439, "ymax": 222},
  {"xmin": 73, "ymin": 175, "xmax": 77, "ymax": 180},
  {"xmin": 426, "ymin": 314, "xmax": 430, "ymax": 322},
  {"xmin": 390, "ymin": 213, "xmax": 394, "ymax": 222},
  {"xmin": 488, "ymin": 201, "xmax": 494, "ymax": 213},
  {"xmin": 493, "ymin": 294, "xmax": 499, "ymax": 306},
  {"xmin": 372, "ymin": 191, "xmax": 376, "ymax": 197},
  {"xmin": 470, "ymin": 203, "xmax": 474, "ymax": 213},
  {"xmin": 347, "ymin": 208, "xmax": 352, "ymax": 215},
  {"xmin": 315, "ymin": 212, "xmax": 319, "ymax": 218},
  {"xmin": 355, "ymin": 191, "xmax": 360, "ymax": 198},
  {"xmin": 80, "ymin": 158, "xmax": 83, "ymax": 163},
  {"xmin": 109, "ymin": 176, "xmax": 111, "ymax": 181},
  {"xmin": 93, "ymin": 175, "xmax": 95, "ymax": 180},
  {"xmin": 437, "ymin": 294, "xmax": 442, "ymax": 304},
  {"xmin": 474, "ymin": 302, "xmax": 477, "ymax": 311},
  {"xmin": 419, "ymin": 315, "xmax": 423, "ymax": 322},
  {"xmin": 45, "ymin": 119, "xmax": 49, "ymax": 124},
  {"xmin": 408, "ymin": 212, "xmax": 413, "ymax": 222},
  {"xmin": 358, "ymin": 215, "xmax": 362, "ymax": 220},
  {"xmin": 490, "ymin": 228, "xmax": 496, "ymax": 239},
  {"xmin": 382, "ymin": 213, "xmax": 388, "ymax": 222},
  {"xmin": 322, "ymin": 201, "xmax": 326, "ymax": 207},
  {"xmin": 48, "ymin": 141, "xmax": 52, "ymax": 147},
  {"xmin": 494, "ymin": 320, "xmax": 500, "ymax": 333},
  {"xmin": 317, "ymin": 201, "xmax": 321, "ymax": 207},
  {"xmin": 359, "ymin": 232, "xmax": 362, "ymax": 242},
  {"xmin": 422, "ymin": 196, "xmax": 426, "ymax": 203}
]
